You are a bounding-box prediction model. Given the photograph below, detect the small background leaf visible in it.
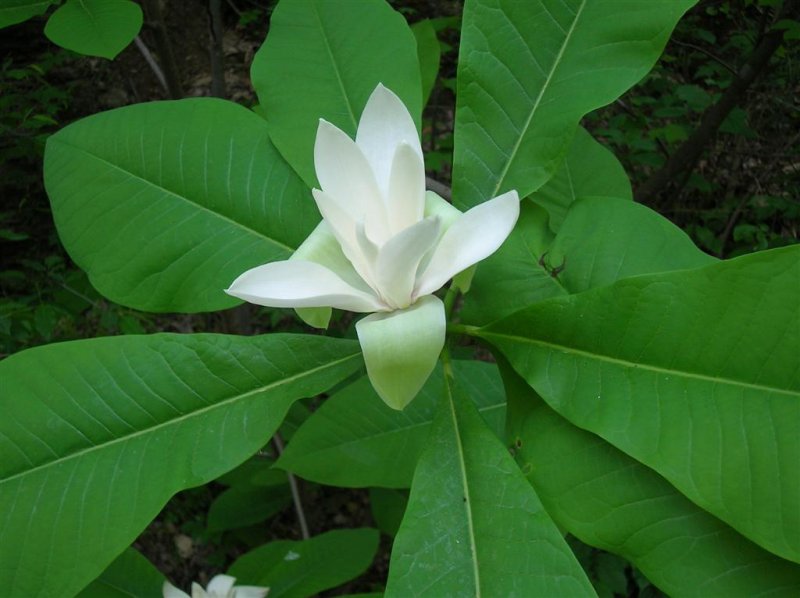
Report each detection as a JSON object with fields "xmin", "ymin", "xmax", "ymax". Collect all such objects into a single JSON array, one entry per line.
[
  {"xmin": 228, "ymin": 528, "xmax": 380, "ymax": 598},
  {"xmin": 411, "ymin": 18, "xmax": 441, "ymax": 106},
  {"xmin": 0, "ymin": 0, "xmax": 54, "ymax": 28},
  {"xmin": 44, "ymin": 0, "xmax": 142, "ymax": 59}
]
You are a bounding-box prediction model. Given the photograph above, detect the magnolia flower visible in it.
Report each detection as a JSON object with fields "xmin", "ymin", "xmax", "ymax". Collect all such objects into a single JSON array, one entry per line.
[
  {"xmin": 226, "ymin": 84, "xmax": 519, "ymax": 409},
  {"xmin": 162, "ymin": 575, "xmax": 268, "ymax": 598}
]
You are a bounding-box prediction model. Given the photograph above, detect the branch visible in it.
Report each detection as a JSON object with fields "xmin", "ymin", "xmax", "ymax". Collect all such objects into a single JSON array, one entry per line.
[
  {"xmin": 140, "ymin": 0, "xmax": 184, "ymax": 99},
  {"xmin": 208, "ymin": 0, "xmax": 226, "ymax": 98},
  {"xmin": 634, "ymin": 15, "xmax": 788, "ymax": 204}
]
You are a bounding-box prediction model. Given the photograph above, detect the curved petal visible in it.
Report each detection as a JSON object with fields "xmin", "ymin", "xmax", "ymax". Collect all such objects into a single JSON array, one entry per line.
[
  {"xmin": 387, "ymin": 142, "xmax": 426, "ymax": 235},
  {"xmin": 163, "ymin": 581, "xmax": 191, "ymax": 598},
  {"xmin": 314, "ymin": 120, "xmax": 389, "ymax": 242},
  {"xmin": 415, "ymin": 190, "xmax": 520, "ymax": 297},
  {"xmin": 312, "ymin": 189, "xmax": 374, "ymax": 287},
  {"xmin": 356, "ymin": 84, "xmax": 422, "ymax": 197},
  {"xmin": 376, "ymin": 216, "xmax": 441, "ymax": 309},
  {"xmin": 226, "ymin": 260, "xmax": 384, "ymax": 313},
  {"xmin": 356, "ymin": 295, "xmax": 445, "ymax": 410},
  {"xmin": 205, "ymin": 575, "xmax": 236, "ymax": 596}
]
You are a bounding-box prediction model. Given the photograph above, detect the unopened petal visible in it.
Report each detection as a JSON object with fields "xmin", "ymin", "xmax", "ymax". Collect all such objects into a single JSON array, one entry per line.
[
  {"xmin": 356, "ymin": 295, "xmax": 445, "ymax": 410},
  {"xmin": 423, "ymin": 190, "xmax": 462, "ymax": 232},
  {"xmin": 376, "ymin": 217, "xmax": 441, "ymax": 309},
  {"xmin": 226, "ymin": 260, "xmax": 383, "ymax": 313},
  {"xmin": 314, "ymin": 120, "xmax": 389, "ymax": 242},
  {"xmin": 292, "ymin": 220, "xmax": 371, "ymax": 294},
  {"xmin": 163, "ymin": 581, "xmax": 191, "ymax": 598},
  {"xmin": 356, "ymin": 84, "xmax": 422, "ymax": 197},
  {"xmin": 415, "ymin": 190, "xmax": 520, "ymax": 297},
  {"xmin": 387, "ymin": 142, "xmax": 425, "ymax": 234},
  {"xmin": 206, "ymin": 575, "xmax": 236, "ymax": 596}
]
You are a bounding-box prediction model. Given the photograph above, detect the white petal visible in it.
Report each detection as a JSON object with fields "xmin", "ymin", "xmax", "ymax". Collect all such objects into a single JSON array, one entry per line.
[
  {"xmin": 206, "ymin": 575, "xmax": 236, "ymax": 596},
  {"xmin": 356, "ymin": 84, "xmax": 422, "ymax": 197},
  {"xmin": 232, "ymin": 586, "xmax": 269, "ymax": 598},
  {"xmin": 415, "ymin": 190, "xmax": 520, "ymax": 297},
  {"xmin": 312, "ymin": 189, "xmax": 374, "ymax": 287},
  {"xmin": 190, "ymin": 582, "xmax": 207, "ymax": 598},
  {"xmin": 376, "ymin": 217, "xmax": 441, "ymax": 309},
  {"xmin": 163, "ymin": 581, "xmax": 191, "ymax": 598},
  {"xmin": 356, "ymin": 295, "xmax": 445, "ymax": 410},
  {"xmin": 387, "ymin": 142, "xmax": 426, "ymax": 234},
  {"xmin": 226, "ymin": 260, "xmax": 384, "ymax": 313},
  {"xmin": 314, "ymin": 120, "xmax": 389, "ymax": 242},
  {"xmin": 292, "ymin": 220, "xmax": 371, "ymax": 294}
]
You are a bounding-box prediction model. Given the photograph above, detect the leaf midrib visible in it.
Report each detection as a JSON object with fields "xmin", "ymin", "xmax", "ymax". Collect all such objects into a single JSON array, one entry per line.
[
  {"xmin": 482, "ymin": 331, "xmax": 799, "ymax": 398},
  {"xmin": 491, "ymin": 0, "xmax": 587, "ymax": 198},
  {"xmin": 0, "ymin": 352, "xmax": 360, "ymax": 485},
  {"xmin": 51, "ymin": 139, "xmax": 295, "ymax": 253}
]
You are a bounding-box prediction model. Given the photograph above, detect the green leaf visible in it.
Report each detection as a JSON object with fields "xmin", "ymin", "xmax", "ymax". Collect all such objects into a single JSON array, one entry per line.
[
  {"xmin": 482, "ymin": 246, "xmax": 800, "ymax": 563},
  {"xmin": 0, "ymin": 0, "xmax": 54, "ymax": 28},
  {"xmin": 0, "ymin": 333, "xmax": 362, "ymax": 597},
  {"xmin": 207, "ymin": 482, "xmax": 292, "ymax": 532},
  {"xmin": 411, "ymin": 18, "xmax": 441, "ymax": 106},
  {"xmin": 385, "ymin": 373, "xmax": 595, "ymax": 596},
  {"xmin": 44, "ymin": 98, "xmax": 317, "ymax": 312},
  {"xmin": 76, "ymin": 548, "xmax": 165, "ymax": 597},
  {"xmin": 44, "ymin": 0, "xmax": 142, "ymax": 60},
  {"xmin": 461, "ymin": 201, "xmax": 564, "ymax": 326},
  {"xmin": 369, "ymin": 487, "xmax": 408, "ymax": 537},
  {"xmin": 251, "ymin": 0, "xmax": 422, "ymax": 186},
  {"xmin": 532, "ymin": 127, "xmax": 633, "ymax": 231},
  {"xmin": 453, "ymin": 0, "xmax": 695, "ymax": 209},
  {"xmin": 228, "ymin": 528, "xmax": 379, "ymax": 598},
  {"xmin": 277, "ymin": 361, "xmax": 505, "ymax": 488},
  {"xmin": 546, "ymin": 197, "xmax": 716, "ymax": 294},
  {"xmin": 500, "ymin": 362, "xmax": 800, "ymax": 597}
]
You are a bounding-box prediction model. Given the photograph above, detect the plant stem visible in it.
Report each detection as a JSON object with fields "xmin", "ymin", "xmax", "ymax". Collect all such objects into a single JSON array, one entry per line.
[
  {"xmin": 447, "ymin": 323, "xmax": 480, "ymax": 337},
  {"xmin": 271, "ymin": 433, "xmax": 310, "ymax": 540}
]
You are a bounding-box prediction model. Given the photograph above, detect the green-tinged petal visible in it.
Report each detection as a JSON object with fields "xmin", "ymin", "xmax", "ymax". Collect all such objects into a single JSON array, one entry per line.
[
  {"xmin": 416, "ymin": 190, "xmax": 520, "ymax": 296},
  {"xmin": 423, "ymin": 190, "xmax": 462, "ymax": 231},
  {"xmin": 452, "ymin": 265, "xmax": 476, "ymax": 294},
  {"xmin": 356, "ymin": 295, "xmax": 445, "ymax": 410},
  {"xmin": 295, "ymin": 307, "xmax": 332, "ymax": 329},
  {"xmin": 356, "ymin": 84, "xmax": 423, "ymax": 197},
  {"xmin": 232, "ymin": 586, "xmax": 269, "ymax": 598},
  {"xmin": 163, "ymin": 581, "xmax": 191, "ymax": 598},
  {"xmin": 315, "ymin": 120, "xmax": 389, "ymax": 243},
  {"xmin": 376, "ymin": 216, "xmax": 441, "ymax": 309},
  {"xmin": 226, "ymin": 260, "xmax": 383, "ymax": 313}
]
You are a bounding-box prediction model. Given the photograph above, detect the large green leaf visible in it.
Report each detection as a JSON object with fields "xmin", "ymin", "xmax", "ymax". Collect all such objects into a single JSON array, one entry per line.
[
  {"xmin": 482, "ymin": 246, "xmax": 800, "ymax": 563},
  {"xmin": 251, "ymin": 0, "xmax": 422, "ymax": 186},
  {"xmin": 76, "ymin": 548, "xmax": 165, "ymax": 598},
  {"xmin": 228, "ymin": 528, "xmax": 379, "ymax": 598},
  {"xmin": 500, "ymin": 363, "xmax": 800, "ymax": 597},
  {"xmin": 546, "ymin": 197, "xmax": 716, "ymax": 293},
  {"xmin": 531, "ymin": 126, "xmax": 632, "ymax": 231},
  {"xmin": 44, "ymin": 0, "xmax": 142, "ymax": 60},
  {"xmin": 0, "ymin": 0, "xmax": 53, "ymax": 28},
  {"xmin": 277, "ymin": 361, "xmax": 505, "ymax": 488},
  {"xmin": 452, "ymin": 0, "xmax": 695, "ymax": 209},
  {"xmin": 461, "ymin": 201, "xmax": 564, "ymax": 326},
  {"xmin": 385, "ymin": 372, "xmax": 595, "ymax": 596},
  {"xmin": 462, "ymin": 196, "xmax": 711, "ymax": 325},
  {"xmin": 44, "ymin": 99, "xmax": 316, "ymax": 312},
  {"xmin": 0, "ymin": 333, "xmax": 362, "ymax": 597}
]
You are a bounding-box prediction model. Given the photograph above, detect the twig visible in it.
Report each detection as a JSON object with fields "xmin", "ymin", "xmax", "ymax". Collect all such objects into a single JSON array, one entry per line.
[
  {"xmin": 208, "ymin": 0, "xmax": 226, "ymax": 98},
  {"xmin": 141, "ymin": 0, "xmax": 184, "ymax": 99},
  {"xmin": 672, "ymin": 39, "xmax": 737, "ymax": 74},
  {"xmin": 272, "ymin": 433, "xmax": 310, "ymax": 540},
  {"xmin": 426, "ymin": 176, "xmax": 452, "ymax": 201},
  {"xmin": 133, "ymin": 35, "xmax": 168, "ymax": 94}
]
